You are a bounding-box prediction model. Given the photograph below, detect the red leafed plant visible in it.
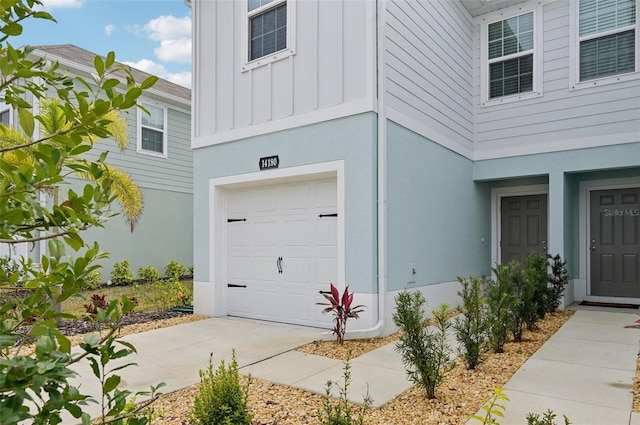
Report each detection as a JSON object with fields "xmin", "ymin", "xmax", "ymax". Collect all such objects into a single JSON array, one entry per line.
[{"xmin": 317, "ymin": 283, "xmax": 365, "ymax": 344}]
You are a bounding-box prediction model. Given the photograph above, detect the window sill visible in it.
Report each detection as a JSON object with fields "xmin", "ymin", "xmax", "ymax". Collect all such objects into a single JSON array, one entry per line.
[
  {"xmin": 481, "ymin": 90, "xmax": 543, "ymax": 108},
  {"xmin": 241, "ymin": 49, "xmax": 294, "ymax": 72},
  {"xmin": 137, "ymin": 149, "xmax": 167, "ymax": 159},
  {"xmin": 570, "ymin": 71, "xmax": 639, "ymax": 91}
]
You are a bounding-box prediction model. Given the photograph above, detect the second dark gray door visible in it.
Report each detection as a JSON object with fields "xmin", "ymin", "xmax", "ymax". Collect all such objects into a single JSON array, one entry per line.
[
  {"xmin": 590, "ymin": 188, "xmax": 640, "ymax": 297},
  {"xmin": 500, "ymin": 194, "xmax": 548, "ymax": 264}
]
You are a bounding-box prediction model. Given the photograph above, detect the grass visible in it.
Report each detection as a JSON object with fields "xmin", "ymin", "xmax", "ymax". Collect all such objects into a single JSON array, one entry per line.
[{"xmin": 62, "ymin": 280, "xmax": 194, "ymax": 316}]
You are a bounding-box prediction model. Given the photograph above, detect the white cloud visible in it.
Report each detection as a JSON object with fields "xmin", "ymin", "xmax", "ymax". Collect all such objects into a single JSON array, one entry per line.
[
  {"xmin": 104, "ymin": 24, "xmax": 115, "ymax": 37},
  {"xmin": 143, "ymin": 15, "xmax": 191, "ymax": 41},
  {"xmin": 124, "ymin": 59, "xmax": 191, "ymax": 89},
  {"xmin": 41, "ymin": 0, "xmax": 83, "ymax": 9},
  {"xmin": 155, "ymin": 38, "xmax": 191, "ymax": 63}
]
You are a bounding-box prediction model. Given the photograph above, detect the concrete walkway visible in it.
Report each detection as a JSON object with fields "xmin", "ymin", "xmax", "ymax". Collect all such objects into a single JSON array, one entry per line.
[{"xmin": 68, "ymin": 309, "xmax": 640, "ymax": 424}]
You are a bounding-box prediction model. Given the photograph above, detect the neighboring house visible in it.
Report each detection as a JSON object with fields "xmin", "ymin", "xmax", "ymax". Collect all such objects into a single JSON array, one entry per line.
[
  {"xmin": 189, "ymin": 0, "xmax": 640, "ymax": 336},
  {"xmin": 15, "ymin": 45, "xmax": 193, "ymax": 281}
]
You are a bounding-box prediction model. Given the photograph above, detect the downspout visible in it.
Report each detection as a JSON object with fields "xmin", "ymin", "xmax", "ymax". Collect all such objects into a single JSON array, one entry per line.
[{"xmin": 344, "ymin": 0, "xmax": 387, "ymax": 340}]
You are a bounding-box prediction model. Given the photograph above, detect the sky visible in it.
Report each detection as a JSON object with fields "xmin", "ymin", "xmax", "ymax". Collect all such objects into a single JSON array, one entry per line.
[{"xmin": 13, "ymin": 0, "xmax": 192, "ymax": 88}]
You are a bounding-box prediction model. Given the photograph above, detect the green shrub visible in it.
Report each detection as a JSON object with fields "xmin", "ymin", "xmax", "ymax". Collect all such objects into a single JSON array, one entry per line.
[
  {"xmin": 526, "ymin": 409, "xmax": 571, "ymax": 425},
  {"xmin": 0, "ymin": 255, "xmax": 23, "ymax": 286},
  {"xmin": 164, "ymin": 260, "xmax": 186, "ymax": 280},
  {"xmin": 110, "ymin": 259, "xmax": 134, "ymax": 286},
  {"xmin": 190, "ymin": 350, "xmax": 253, "ymax": 425},
  {"xmin": 85, "ymin": 270, "xmax": 102, "ymax": 289},
  {"xmin": 486, "ymin": 265, "xmax": 519, "ymax": 353},
  {"xmin": 454, "ymin": 276, "xmax": 490, "ymax": 369},
  {"xmin": 547, "ymin": 254, "xmax": 569, "ymax": 313},
  {"xmin": 151, "ymin": 278, "xmax": 192, "ymax": 310},
  {"xmin": 470, "ymin": 387, "xmax": 509, "ymax": 425},
  {"xmin": 316, "ymin": 354, "xmax": 371, "ymax": 425},
  {"xmin": 138, "ymin": 266, "xmax": 160, "ymax": 283},
  {"xmin": 523, "ymin": 253, "xmax": 551, "ymax": 330},
  {"xmin": 393, "ymin": 291, "xmax": 454, "ymax": 399}
]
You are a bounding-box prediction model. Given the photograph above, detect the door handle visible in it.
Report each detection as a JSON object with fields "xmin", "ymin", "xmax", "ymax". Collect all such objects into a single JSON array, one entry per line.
[{"xmin": 277, "ymin": 257, "xmax": 283, "ymax": 274}]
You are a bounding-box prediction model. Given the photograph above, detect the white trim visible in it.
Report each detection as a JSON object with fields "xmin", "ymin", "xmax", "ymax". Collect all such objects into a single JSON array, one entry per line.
[
  {"xmin": 568, "ymin": 0, "xmax": 640, "ymax": 91},
  {"xmin": 479, "ymin": 2, "xmax": 543, "ymax": 107},
  {"xmin": 473, "ymin": 130, "xmax": 640, "ymax": 161},
  {"xmin": 386, "ymin": 107, "xmax": 474, "ymax": 160},
  {"xmin": 137, "ymin": 100, "xmax": 168, "ymax": 158},
  {"xmin": 578, "ymin": 176, "xmax": 640, "ymax": 303},
  {"xmin": 241, "ymin": 0, "xmax": 296, "ymax": 72},
  {"xmin": 490, "ymin": 184, "xmax": 549, "ymax": 266},
  {"xmin": 206, "ymin": 160, "xmax": 346, "ymax": 318},
  {"xmin": 192, "ymin": 98, "xmax": 373, "ymax": 148}
]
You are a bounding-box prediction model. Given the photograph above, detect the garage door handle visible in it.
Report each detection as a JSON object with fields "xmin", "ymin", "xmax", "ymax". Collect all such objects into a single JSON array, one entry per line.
[
  {"xmin": 277, "ymin": 257, "xmax": 283, "ymax": 274},
  {"xmin": 228, "ymin": 283, "xmax": 247, "ymax": 288}
]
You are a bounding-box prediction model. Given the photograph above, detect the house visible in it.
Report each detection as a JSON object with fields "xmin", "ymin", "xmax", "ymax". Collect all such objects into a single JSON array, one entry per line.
[
  {"xmin": 6, "ymin": 45, "xmax": 193, "ymax": 281},
  {"xmin": 189, "ymin": 0, "xmax": 640, "ymax": 336}
]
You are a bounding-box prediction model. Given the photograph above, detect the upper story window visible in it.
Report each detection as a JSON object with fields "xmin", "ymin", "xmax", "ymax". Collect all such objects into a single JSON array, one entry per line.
[
  {"xmin": 242, "ymin": 0, "xmax": 295, "ymax": 72},
  {"xmin": 480, "ymin": 4, "xmax": 542, "ymax": 107},
  {"xmin": 249, "ymin": 0, "xmax": 286, "ymax": 61},
  {"xmin": 579, "ymin": 0, "xmax": 637, "ymax": 81},
  {"xmin": 137, "ymin": 102, "xmax": 167, "ymax": 158},
  {"xmin": 489, "ymin": 12, "xmax": 534, "ymax": 98}
]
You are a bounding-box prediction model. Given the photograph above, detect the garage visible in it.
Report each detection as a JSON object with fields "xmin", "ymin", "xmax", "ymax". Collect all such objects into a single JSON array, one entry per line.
[{"xmin": 225, "ymin": 177, "xmax": 338, "ymax": 328}]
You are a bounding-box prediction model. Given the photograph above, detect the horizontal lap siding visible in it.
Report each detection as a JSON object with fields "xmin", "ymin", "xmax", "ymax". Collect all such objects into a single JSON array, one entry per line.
[
  {"xmin": 384, "ymin": 0, "xmax": 474, "ymax": 153},
  {"xmin": 88, "ymin": 107, "xmax": 192, "ymax": 194},
  {"xmin": 474, "ymin": 0, "xmax": 640, "ymax": 154}
]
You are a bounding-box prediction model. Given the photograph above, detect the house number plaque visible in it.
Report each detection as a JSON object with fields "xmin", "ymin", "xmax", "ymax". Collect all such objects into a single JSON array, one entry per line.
[{"xmin": 259, "ymin": 155, "xmax": 279, "ymax": 170}]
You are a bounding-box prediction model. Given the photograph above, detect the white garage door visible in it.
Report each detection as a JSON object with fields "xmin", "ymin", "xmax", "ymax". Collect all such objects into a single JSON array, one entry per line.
[{"xmin": 226, "ymin": 178, "xmax": 337, "ymax": 328}]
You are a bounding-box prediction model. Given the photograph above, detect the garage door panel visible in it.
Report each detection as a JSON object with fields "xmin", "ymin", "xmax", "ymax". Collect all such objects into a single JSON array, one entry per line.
[
  {"xmin": 228, "ymin": 190, "xmax": 253, "ymax": 214},
  {"xmin": 254, "ymin": 186, "xmax": 278, "ymax": 212},
  {"xmin": 251, "ymin": 255, "xmax": 279, "ymax": 282},
  {"xmin": 227, "ymin": 223, "xmax": 250, "ymax": 247},
  {"xmin": 316, "ymin": 181, "xmax": 337, "ymax": 208},
  {"xmin": 284, "ymin": 184, "xmax": 311, "ymax": 210},
  {"xmin": 281, "ymin": 294, "xmax": 311, "ymax": 322},
  {"xmin": 315, "ymin": 257, "xmax": 337, "ymax": 285},
  {"xmin": 229, "ymin": 290, "xmax": 278, "ymax": 318},
  {"xmin": 316, "ymin": 219, "xmax": 337, "ymax": 246},
  {"xmin": 254, "ymin": 220, "xmax": 278, "ymax": 246},
  {"xmin": 228, "ymin": 255, "xmax": 252, "ymax": 280},
  {"xmin": 282, "ymin": 257, "xmax": 310, "ymax": 283},
  {"xmin": 284, "ymin": 219, "xmax": 310, "ymax": 246}
]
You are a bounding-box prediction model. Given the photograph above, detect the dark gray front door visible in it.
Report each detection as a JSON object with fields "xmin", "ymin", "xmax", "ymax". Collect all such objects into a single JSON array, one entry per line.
[
  {"xmin": 590, "ymin": 188, "xmax": 640, "ymax": 297},
  {"xmin": 500, "ymin": 194, "xmax": 548, "ymax": 264}
]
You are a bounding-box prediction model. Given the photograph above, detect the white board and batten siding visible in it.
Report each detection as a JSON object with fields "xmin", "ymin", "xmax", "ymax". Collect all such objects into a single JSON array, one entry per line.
[
  {"xmin": 192, "ymin": 0, "xmax": 376, "ymax": 148},
  {"xmin": 473, "ymin": 0, "xmax": 640, "ymax": 160},
  {"xmin": 384, "ymin": 0, "xmax": 475, "ymax": 159}
]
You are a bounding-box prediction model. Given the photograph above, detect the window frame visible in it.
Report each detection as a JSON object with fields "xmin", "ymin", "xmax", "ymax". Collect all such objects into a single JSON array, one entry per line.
[
  {"xmin": 137, "ymin": 100, "xmax": 168, "ymax": 159},
  {"xmin": 479, "ymin": 3, "xmax": 543, "ymax": 107},
  {"xmin": 569, "ymin": 0, "xmax": 639, "ymax": 90},
  {"xmin": 241, "ymin": 0, "xmax": 296, "ymax": 72},
  {"xmin": 0, "ymin": 103, "xmax": 12, "ymax": 126}
]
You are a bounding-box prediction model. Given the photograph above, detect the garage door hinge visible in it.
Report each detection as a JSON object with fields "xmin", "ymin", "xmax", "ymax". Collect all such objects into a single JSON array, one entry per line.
[
  {"xmin": 227, "ymin": 218, "xmax": 247, "ymax": 223},
  {"xmin": 318, "ymin": 213, "xmax": 338, "ymax": 218},
  {"xmin": 228, "ymin": 283, "xmax": 247, "ymax": 288}
]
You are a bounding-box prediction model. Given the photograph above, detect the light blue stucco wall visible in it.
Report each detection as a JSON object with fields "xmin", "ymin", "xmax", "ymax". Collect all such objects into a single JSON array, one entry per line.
[
  {"xmin": 475, "ymin": 142, "xmax": 640, "ymax": 279},
  {"xmin": 193, "ymin": 113, "xmax": 378, "ymax": 294},
  {"xmin": 82, "ymin": 187, "xmax": 193, "ymax": 281},
  {"xmin": 386, "ymin": 122, "xmax": 491, "ymax": 291}
]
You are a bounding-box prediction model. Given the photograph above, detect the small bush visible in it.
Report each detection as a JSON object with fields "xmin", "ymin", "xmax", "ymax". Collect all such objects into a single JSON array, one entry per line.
[
  {"xmin": 526, "ymin": 409, "xmax": 571, "ymax": 425},
  {"xmin": 138, "ymin": 266, "xmax": 160, "ymax": 283},
  {"xmin": 454, "ymin": 276, "xmax": 491, "ymax": 369},
  {"xmin": 317, "ymin": 283, "xmax": 365, "ymax": 345},
  {"xmin": 83, "ymin": 294, "xmax": 108, "ymax": 315},
  {"xmin": 0, "ymin": 255, "xmax": 23, "ymax": 286},
  {"xmin": 164, "ymin": 260, "xmax": 186, "ymax": 280},
  {"xmin": 85, "ymin": 270, "xmax": 102, "ymax": 289},
  {"xmin": 524, "ymin": 252, "xmax": 552, "ymax": 328},
  {"xmin": 547, "ymin": 254, "xmax": 569, "ymax": 313},
  {"xmin": 470, "ymin": 387, "xmax": 509, "ymax": 425},
  {"xmin": 393, "ymin": 291, "xmax": 454, "ymax": 399},
  {"xmin": 486, "ymin": 265, "xmax": 519, "ymax": 353},
  {"xmin": 316, "ymin": 354, "xmax": 371, "ymax": 425},
  {"xmin": 190, "ymin": 350, "xmax": 253, "ymax": 425},
  {"xmin": 110, "ymin": 259, "xmax": 134, "ymax": 286},
  {"xmin": 152, "ymin": 278, "xmax": 192, "ymax": 310}
]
